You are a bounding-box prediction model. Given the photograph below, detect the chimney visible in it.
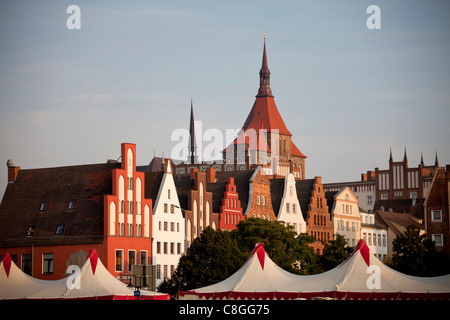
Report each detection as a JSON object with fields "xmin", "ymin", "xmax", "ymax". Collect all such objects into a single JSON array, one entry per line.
[
  {"xmin": 7, "ymin": 159, "xmax": 20, "ymax": 183},
  {"xmin": 189, "ymin": 168, "xmax": 199, "ymax": 180},
  {"xmin": 206, "ymin": 167, "xmax": 216, "ymax": 183}
]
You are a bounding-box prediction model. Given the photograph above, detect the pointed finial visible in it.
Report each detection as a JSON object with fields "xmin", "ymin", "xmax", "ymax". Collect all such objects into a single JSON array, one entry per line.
[
  {"xmin": 435, "ymin": 150, "xmax": 439, "ymax": 167},
  {"xmin": 389, "ymin": 147, "xmax": 393, "ymax": 162},
  {"xmin": 420, "ymin": 150, "xmax": 424, "ymax": 165},
  {"xmin": 190, "ymin": 93, "xmax": 193, "ymax": 102},
  {"xmin": 264, "ymin": 31, "xmax": 266, "ymax": 40},
  {"xmin": 403, "ymin": 145, "xmax": 408, "ymax": 161}
]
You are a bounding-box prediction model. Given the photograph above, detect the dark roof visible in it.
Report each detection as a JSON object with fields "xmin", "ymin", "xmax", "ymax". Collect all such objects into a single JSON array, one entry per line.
[
  {"xmin": 269, "ymin": 178, "xmax": 284, "ymax": 218},
  {"xmin": 173, "ymin": 174, "xmax": 194, "ymax": 211},
  {"xmin": 373, "ymin": 198, "xmax": 425, "ymax": 219},
  {"xmin": 324, "ymin": 191, "xmax": 337, "ymax": 212},
  {"xmin": 144, "ymin": 171, "xmax": 164, "ymax": 203},
  {"xmin": 0, "ymin": 162, "xmax": 119, "ymax": 247},
  {"xmin": 295, "ymin": 179, "xmax": 315, "ymax": 220}
]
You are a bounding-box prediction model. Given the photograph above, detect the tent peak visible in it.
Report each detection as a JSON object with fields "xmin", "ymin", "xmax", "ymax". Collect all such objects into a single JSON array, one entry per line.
[
  {"xmin": 2, "ymin": 252, "xmax": 12, "ymax": 277},
  {"xmin": 88, "ymin": 249, "xmax": 99, "ymax": 275},
  {"xmin": 341, "ymin": 239, "xmax": 370, "ymax": 267},
  {"xmin": 251, "ymin": 243, "xmax": 266, "ymax": 270}
]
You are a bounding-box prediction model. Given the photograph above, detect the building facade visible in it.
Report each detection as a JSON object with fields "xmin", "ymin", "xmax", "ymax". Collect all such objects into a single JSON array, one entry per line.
[
  {"xmin": 1, "ymin": 143, "xmax": 153, "ymax": 283},
  {"xmin": 360, "ymin": 210, "xmax": 388, "ymax": 261},
  {"xmin": 324, "ymin": 148, "xmax": 442, "ymax": 213},
  {"xmin": 327, "ymin": 187, "xmax": 361, "ymax": 248},
  {"xmin": 147, "ymin": 159, "xmax": 185, "ymax": 286},
  {"xmin": 423, "ymin": 165, "xmax": 450, "ymax": 253},
  {"xmin": 271, "ymin": 173, "xmax": 306, "ymax": 234}
]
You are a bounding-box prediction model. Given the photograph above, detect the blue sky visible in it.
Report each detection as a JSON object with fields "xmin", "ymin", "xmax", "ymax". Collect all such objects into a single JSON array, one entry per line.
[{"xmin": 0, "ymin": 0, "xmax": 449, "ymax": 195}]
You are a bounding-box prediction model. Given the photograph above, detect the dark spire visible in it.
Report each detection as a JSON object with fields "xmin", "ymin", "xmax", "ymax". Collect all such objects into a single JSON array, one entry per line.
[
  {"xmin": 188, "ymin": 97, "xmax": 198, "ymax": 164},
  {"xmin": 435, "ymin": 150, "xmax": 439, "ymax": 167},
  {"xmin": 420, "ymin": 150, "xmax": 424, "ymax": 165},
  {"xmin": 389, "ymin": 147, "xmax": 393, "ymax": 162},
  {"xmin": 256, "ymin": 36, "xmax": 274, "ymax": 98},
  {"xmin": 403, "ymin": 145, "xmax": 408, "ymax": 162}
]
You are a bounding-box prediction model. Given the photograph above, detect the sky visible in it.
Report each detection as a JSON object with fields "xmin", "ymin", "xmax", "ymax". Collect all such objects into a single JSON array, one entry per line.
[{"xmin": 0, "ymin": 0, "xmax": 449, "ymax": 196}]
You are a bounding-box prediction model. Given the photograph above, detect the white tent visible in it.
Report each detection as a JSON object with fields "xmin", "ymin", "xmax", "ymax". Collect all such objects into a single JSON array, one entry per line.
[
  {"xmin": 178, "ymin": 241, "xmax": 450, "ymax": 300},
  {"xmin": 0, "ymin": 249, "xmax": 169, "ymax": 300}
]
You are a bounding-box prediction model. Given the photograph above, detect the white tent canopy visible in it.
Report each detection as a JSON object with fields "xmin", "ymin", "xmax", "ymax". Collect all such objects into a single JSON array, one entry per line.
[
  {"xmin": 0, "ymin": 249, "xmax": 169, "ymax": 300},
  {"xmin": 178, "ymin": 240, "xmax": 450, "ymax": 300}
]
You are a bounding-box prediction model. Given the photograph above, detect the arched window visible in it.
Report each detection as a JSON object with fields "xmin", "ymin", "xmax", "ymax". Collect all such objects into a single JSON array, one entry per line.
[
  {"xmin": 262, "ymin": 196, "xmax": 265, "ymax": 205},
  {"xmin": 257, "ymin": 196, "xmax": 261, "ymax": 205}
]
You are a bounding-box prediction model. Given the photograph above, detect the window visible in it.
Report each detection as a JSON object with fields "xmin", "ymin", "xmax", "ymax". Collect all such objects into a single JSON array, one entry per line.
[
  {"xmin": 168, "ymin": 189, "xmax": 171, "ymax": 199},
  {"xmin": 382, "ymin": 235, "xmax": 386, "ymax": 246},
  {"xmin": 381, "ymin": 194, "xmax": 388, "ymax": 200},
  {"xmin": 43, "ymin": 253, "xmax": 53, "ymax": 274},
  {"xmin": 431, "ymin": 210, "xmax": 442, "ymax": 222},
  {"xmin": 40, "ymin": 201, "xmax": 48, "ymax": 212},
  {"xmin": 68, "ymin": 199, "xmax": 77, "ymax": 210},
  {"xmin": 55, "ymin": 224, "xmax": 65, "ymax": 235},
  {"xmin": 177, "ymin": 243, "xmax": 181, "ymax": 255},
  {"xmin": 367, "ymin": 195, "xmax": 372, "ymax": 205},
  {"xmin": 164, "ymin": 222, "xmax": 168, "ymax": 231},
  {"xmin": 157, "ymin": 242, "xmax": 161, "ymax": 254},
  {"xmin": 115, "ymin": 250, "xmax": 123, "ymax": 271},
  {"xmin": 170, "ymin": 242, "xmax": 174, "ymax": 254},
  {"xmin": 171, "ymin": 222, "xmax": 175, "ymax": 232},
  {"xmin": 262, "ymin": 196, "xmax": 265, "ymax": 205},
  {"xmin": 286, "ymin": 203, "xmax": 290, "ymax": 213},
  {"xmin": 292, "ymin": 204, "xmax": 296, "ymax": 214},
  {"xmin": 257, "ymin": 196, "xmax": 261, "ymax": 205},
  {"xmin": 432, "ymin": 234, "xmax": 443, "ymax": 246},
  {"xmin": 22, "ymin": 254, "xmax": 32, "ymax": 275},
  {"xmin": 164, "ymin": 203, "xmax": 168, "ymax": 213},
  {"xmin": 164, "ymin": 242, "xmax": 168, "ymax": 254},
  {"xmin": 140, "ymin": 251, "xmax": 148, "ymax": 265},
  {"xmin": 171, "ymin": 204, "xmax": 174, "ymax": 213},
  {"xmin": 128, "ymin": 251, "xmax": 136, "ymax": 272},
  {"xmin": 157, "ymin": 265, "xmax": 161, "ymax": 279},
  {"xmin": 378, "ymin": 234, "xmax": 381, "ymax": 247}
]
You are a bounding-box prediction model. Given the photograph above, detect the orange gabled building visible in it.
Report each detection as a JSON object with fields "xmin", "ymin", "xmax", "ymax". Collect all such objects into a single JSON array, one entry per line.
[{"xmin": 0, "ymin": 143, "xmax": 153, "ymax": 283}]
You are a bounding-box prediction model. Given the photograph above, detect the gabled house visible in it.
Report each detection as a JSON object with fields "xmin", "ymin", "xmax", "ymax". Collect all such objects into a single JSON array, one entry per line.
[
  {"xmin": 1, "ymin": 143, "xmax": 153, "ymax": 282},
  {"xmin": 270, "ymin": 173, "xmax": 306, "ymax": 234},
  {"xmin": 296, "ymin": 177, "xmax": 333, "ymax": 254},
  {"xmin": 145, "ymin": 159, "xmax": 185, "ymax": 286},
  {"xmin": 326, "ymin": 187, "xmax": 361, "ymax": 248}
]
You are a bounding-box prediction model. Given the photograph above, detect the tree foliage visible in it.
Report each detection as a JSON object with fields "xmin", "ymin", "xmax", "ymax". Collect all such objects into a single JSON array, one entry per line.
[{"xmin": 388, "ymin": 224, "xmax": 450, "ymax": 276}]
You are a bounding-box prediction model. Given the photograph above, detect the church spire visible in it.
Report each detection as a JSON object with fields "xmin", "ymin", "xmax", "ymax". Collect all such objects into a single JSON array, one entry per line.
[
  {"xmin": 188, "ymin": 96, "xmax": 198, "ymax": 164},
  {"xmin": 256, "ymin": 35, "xmax": 274, "ymax": 98},
  {"xmin": 435, "ymin": 150, "xmax": 439, "ymax": 167}
]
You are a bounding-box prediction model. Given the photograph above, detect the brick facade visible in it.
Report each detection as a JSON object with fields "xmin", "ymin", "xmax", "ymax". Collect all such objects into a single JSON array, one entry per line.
[{"xmin": 305, "ymin": 177, "xmax": 333, "ymax": 254}]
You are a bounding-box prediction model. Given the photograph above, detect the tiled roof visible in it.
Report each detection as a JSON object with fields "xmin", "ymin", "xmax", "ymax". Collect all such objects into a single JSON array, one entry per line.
[{"xmin": 0, "ymin": 162, "xmax": 119, "ymax": 247}]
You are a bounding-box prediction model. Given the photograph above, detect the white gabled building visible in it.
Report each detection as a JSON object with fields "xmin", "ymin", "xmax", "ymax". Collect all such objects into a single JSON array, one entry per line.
[
  {"xmin": 328, "ymin": 187, "xmax": 361, "ymax": 248},
  {"xmin": 273, "ymin": 173, "xmax": 306, "ymax": 234},
  {"xmin": 150, "ymin": 160, "xmax": 185, "ymax": 287}
]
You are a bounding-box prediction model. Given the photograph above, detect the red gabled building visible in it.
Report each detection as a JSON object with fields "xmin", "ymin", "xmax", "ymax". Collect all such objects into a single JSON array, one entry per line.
[
  {"xmin": 218, "ymin": 177, "xmax": 243, "ymax": 230},
  {"xmin": 0, "ymin": 143, "xmax": 153, "ymax": 282}
]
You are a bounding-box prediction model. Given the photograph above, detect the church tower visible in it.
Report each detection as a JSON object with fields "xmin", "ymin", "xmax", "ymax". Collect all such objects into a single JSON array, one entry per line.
[{"xmin": 223, "ymin": 37, "xmax": 307, "ymax": 179}]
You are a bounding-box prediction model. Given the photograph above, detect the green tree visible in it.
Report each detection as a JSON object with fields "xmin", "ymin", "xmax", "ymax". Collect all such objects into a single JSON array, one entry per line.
[
  {"xmin": 158, "ymin": 226, "xmax": 246, "ymax": 297},
  {"xmin": 318, "ymin": 234, "xmax": 353, "ymax": 271},
  {"xmin": 389, "ymin": 224, "xmax": 450, "ymax": 276},
  {"xmin": 231, "ymin": 218, "xmax": 319, "ymax": 274}
]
